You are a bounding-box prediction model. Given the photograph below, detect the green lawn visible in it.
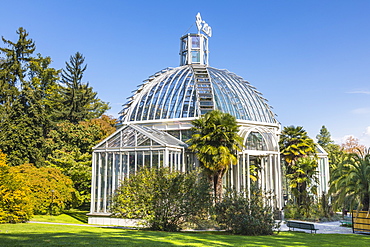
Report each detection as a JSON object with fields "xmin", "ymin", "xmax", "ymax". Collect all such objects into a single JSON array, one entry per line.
[
  {"xmin": 0, "ymin": 223, "xmax": 369, "ymax": 246},
  {"xmin": 30, "ymin": 209, "xmax": 88, "ymax": 224}
]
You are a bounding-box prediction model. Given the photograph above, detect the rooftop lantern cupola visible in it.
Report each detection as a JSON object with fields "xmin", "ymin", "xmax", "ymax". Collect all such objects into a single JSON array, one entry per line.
[{"xmin": 180, "ymin": 13, "xmax": 211, "ymax": 66}]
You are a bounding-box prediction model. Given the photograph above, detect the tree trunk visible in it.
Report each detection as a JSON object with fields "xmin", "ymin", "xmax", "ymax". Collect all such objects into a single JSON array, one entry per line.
[
  {"xmin": 214, "ymin": 169, "xmax": 225, "ymax": 203},
  {"xmin": 362, "ymin": 192, "xmax": 370, "ymax": 211}
]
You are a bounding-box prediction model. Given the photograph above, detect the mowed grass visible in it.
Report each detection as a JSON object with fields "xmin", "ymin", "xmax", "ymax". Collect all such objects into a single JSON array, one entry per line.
[
  {"xmin": 0, "ymin": 223, "xmax": 370, "ymax": 247},
  {"xmin": 30, "ymin": 209, "xmax": 88, "ymax": 224}
]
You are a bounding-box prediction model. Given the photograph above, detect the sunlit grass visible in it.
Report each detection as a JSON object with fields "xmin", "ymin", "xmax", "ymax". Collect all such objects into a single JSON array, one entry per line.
[
  {"xmin": 30, "ymin": 209, "xmax": 88, "ymax": 224},
  {"xmin": 0, "ymin": 223, "xmax": 369, "ymax": 246}
]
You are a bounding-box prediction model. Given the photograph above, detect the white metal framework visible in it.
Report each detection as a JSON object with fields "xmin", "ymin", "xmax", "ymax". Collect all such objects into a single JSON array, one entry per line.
[
  {"xmin": 90, "ymin": 124, "xmax": 187, "ymax": 214},
  {"xmin": 119, "ymin": 66, "xmax": 277, "ymax": 123},
  {"xmin": 316, "ymin": 145, "xmax": 330, "ymax": 196},
  {"xmin": 88, "ymin": 13, "xmax": 302, "ymax": 225}
]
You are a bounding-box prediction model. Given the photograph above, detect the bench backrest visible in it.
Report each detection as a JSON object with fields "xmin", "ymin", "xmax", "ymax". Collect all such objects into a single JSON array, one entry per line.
[{"xmin": 287, "ymin": 221, "xmax": 315, "ymax": 230}]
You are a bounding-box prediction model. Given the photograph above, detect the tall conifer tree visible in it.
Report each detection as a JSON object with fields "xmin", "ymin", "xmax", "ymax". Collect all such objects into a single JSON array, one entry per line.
[
  {"xmin": 58, "ymin": 52, "xmax": 109, "ymax": 123},
  {"xmin": 316, "ymin": 125, "xmax": 333, "ymax": 149},
  {"xmin": 0, "ymin": 28, "xmax": 59, "ymax": 166}
]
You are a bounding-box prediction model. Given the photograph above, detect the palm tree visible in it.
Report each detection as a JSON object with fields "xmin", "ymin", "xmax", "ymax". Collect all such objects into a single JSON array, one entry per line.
[
  {"xmin": 330, "ymin": 148, "xmax": 370, "ymax": 211},
  {"xmin": 280, "ymin": 126, "xmax": 316, "ymax": 165},
  {"xmin": 279, "ymin": 126, "xmax": 317, "ymax": 216},
  {"xmin": 187, "ymin": 110, "xmax": 242, "ymax": 202},
  {"xmin": 286, "ymin": 157, "xmax": 318, "ymax": 216}
]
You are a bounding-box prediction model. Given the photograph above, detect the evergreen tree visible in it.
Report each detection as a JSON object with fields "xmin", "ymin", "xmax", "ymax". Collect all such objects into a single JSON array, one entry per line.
[
  {"xmin": 316, "ymin": 125, "xmax": 333, "ymax": 150},
  {"xmin": 0, "ymin": 28, "xmax": 59, "ymax": 166},
  {"xmin": 0, "ymin": 27, "xmax": 35, "ymax": 116},
  {"xmin": 58, "ymin": 52, "xmax": 109, "ymax": 123}
]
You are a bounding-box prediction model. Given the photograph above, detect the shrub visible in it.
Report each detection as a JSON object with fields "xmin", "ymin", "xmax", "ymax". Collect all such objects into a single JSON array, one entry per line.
[
  {"xmin": 284, "ymin": 194, "xmax": 337, "ymax": 222},
  {"xmin": 9, "ymin": 164, "xmax": 75, "ymax": 215},
  {"xmin": 0, "ymin": 152, "xmax": 34, "ymax": 223},
  {"xmin": 111, "ymin": 167, "xmax": 212, "ymax": 231},
  {"xmin": 214, "ymin": 188, "xmax": 279, "ymax": 235}
]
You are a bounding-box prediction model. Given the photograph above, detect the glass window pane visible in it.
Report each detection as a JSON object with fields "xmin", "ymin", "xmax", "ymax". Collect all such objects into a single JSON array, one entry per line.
[
  {"xmin": 192, "ymin": 36, "xmax": 200, "ymax": 48},
  {"xmin": 100, "ymin": 153, "xmax": 106, "ymax": 212},
  {"xmin": 144, "ymin": 152, "xmax": 151, "ymax": 169},
  {"xmin": 122, "ymin": 153, "xmax": 128, "ymax": 180},
  {"xmin": 137, "ymin": 152, "xmax": 143, "ymax": 171},
  {"xmin": 191, "ymin": 51, "xmax": 200, "ymax": 63},
  {"xmin": 159, "ymin": 151, "xmax": 163, "ymax": 168},
  {"xmin": 129, "ymin": 152, "xmax": 135, "ymax": 175},
  {"xmin": 166, "ymin": 130, "xmax": 180, "ymax": 139},
  {"xmin": 152, "ymin": 151, "xmax": 158, "ymax": 168},
  {"xmin": 114, "ymin": 153, "xmax": 120, "ymax": 189}
]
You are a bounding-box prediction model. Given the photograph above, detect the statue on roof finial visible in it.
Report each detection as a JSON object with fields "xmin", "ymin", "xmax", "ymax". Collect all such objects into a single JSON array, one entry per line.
[{"xmin": 195, "ymin": 12, "xmax": 212, "ymax": 37}]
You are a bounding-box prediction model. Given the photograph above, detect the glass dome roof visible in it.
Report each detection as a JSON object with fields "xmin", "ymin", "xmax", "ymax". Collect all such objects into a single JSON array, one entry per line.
[{"xmin": 119, "ymin": 65, "xmax": 278, "ymax": 124}]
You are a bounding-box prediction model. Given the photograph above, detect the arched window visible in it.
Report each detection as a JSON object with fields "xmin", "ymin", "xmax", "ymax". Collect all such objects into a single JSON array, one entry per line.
[{"xmin": 246, "ymin": 132, "xmax": 267, "ymax": 151}]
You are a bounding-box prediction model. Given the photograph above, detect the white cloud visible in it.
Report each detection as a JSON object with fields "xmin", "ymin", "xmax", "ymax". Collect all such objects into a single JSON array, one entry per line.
[
  {"xmin": 351, "ymin": 108, "xmax": 370, "ymax": 114},
  {"xmin": 340, "ymin": 135, "xmax": 355, "ymax": 143},
  {"xmin": 365, "ymin": 126, "xmax": 370, "ymax": 136},
  {"xmin": 334, "ymin": 131, "xmax": 370, "ymax": 148},
  {"xmin": 348, "ymin": 90, "xmax": 370, "ymax": 95},
  {"xmin": 359, "ymin": 127, "xmax": 370, "ymax": 148}
]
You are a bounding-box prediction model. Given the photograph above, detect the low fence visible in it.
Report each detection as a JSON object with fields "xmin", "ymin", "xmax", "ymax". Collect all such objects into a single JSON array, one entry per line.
[{"xmin": 352, "ymin": 210, "xmax": 370, "ymax": 234}]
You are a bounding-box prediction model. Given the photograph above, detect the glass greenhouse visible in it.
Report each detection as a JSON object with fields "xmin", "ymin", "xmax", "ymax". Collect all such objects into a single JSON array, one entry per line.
[{"xmin": 88, "ymin": 14, "xmax": 329, "ymax": 226}]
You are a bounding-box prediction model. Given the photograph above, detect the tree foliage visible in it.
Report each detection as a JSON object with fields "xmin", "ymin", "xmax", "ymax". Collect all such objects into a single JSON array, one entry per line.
[
  {"xmin": 111, "ymin": 167, "xmax": 212, "ymax": 232},
  {"xmin": 188, "ymin": 110, "xmax": 242, "ymax": 201},
  {"xmin": 329, "ymin": 148, "xmax": 370, "ymax": 211},
  {"xmin": 214, "ymin": 188, "xmax": 278, "ymax": 235},
  {"xmin": 279, "ymin": 126, "xmax": 317, "ymax": 217},
  {"xmin": 280, "ymin": 126, "xmax": 316, "ymax": 165},
  {"xmin": 286, "ymin": 157, "xmax": 318, "ymax": 217},
  {"xmin": 9, "ymin": 164, "xmax": 75, "ymax": 215},
  {"xmin": 0, "ymin": 151, "xmax": 34, "ymax": 223},
  {"xmin": 341, "ymin": 136, "xmax": 366, "ymax": 155},
  {"xmin": 0, "ymin": 28, "xmax": 113, "ymax": 212},
  {"xmin": 316, "ymin": 125, "xmax": 333, "ymax": 150},
  {"xmin": 45, "ymin": 115, "xmax": 116, "ymax": 206},
  {"xmin": 57, "ymin": 52, "xmax": 109, "ymax": 123},
  {"xmin": 0, "ymin": 28, "xmax": 59, "ymax": 166},
  {"xmin": 0, "ymin": 29, "xmax": 110, "ymax": 167}
]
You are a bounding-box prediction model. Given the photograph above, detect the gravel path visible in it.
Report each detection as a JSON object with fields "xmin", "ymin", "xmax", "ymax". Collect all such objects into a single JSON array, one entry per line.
[{"xmin": 278, "ymin": 220, "xmax": 353, "ymax": 234}]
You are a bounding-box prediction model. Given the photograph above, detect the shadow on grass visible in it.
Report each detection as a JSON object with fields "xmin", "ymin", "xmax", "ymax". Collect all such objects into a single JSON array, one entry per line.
[
  {"xmin": 0, "ymin": 224, "xmax": 370, "ymax": 246},
  {"xmin": 63, "ymin": 210, "xmax": 88, "ymax": 224}
]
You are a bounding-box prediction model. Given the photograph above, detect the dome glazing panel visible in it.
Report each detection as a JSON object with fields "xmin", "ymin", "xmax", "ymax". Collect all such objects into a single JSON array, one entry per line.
[{"xmin": 119, "ymin": 65, "xmax": 277, "ymax": 124}]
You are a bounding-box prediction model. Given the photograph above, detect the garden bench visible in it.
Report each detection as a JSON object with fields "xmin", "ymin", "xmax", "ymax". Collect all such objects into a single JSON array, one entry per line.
[
  {"xmin": 340, "ymin": 219, "xmax": 352, "ymax": 226},
  {"xmin": 287, "ymin": 220, "xmax": 318, "ymax": 233}
]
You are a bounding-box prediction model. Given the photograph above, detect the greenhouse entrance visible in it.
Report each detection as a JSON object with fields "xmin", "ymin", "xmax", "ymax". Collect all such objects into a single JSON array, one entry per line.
[{"xmin": 222, "ymin": 127, "xmax": 283, "ymax": 209}]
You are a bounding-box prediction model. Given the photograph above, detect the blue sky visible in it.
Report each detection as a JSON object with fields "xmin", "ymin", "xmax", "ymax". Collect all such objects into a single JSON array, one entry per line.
[{"xmin": 2, "ymin": 0, "xmax": 370, "ymax": 146}]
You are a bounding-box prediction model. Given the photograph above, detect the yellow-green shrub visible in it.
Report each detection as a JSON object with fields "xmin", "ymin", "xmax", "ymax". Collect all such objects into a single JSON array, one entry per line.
[
  {"xmin": 0, "ymin": 151, "xmax": 34, "ymax": 223},
  {"xmin": 10, "ymin": 164, "xmax": 76, "ymax": 215}
]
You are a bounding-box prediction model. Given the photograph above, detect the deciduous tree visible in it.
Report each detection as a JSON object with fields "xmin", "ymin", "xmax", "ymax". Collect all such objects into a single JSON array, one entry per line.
[
  {"xmin": 0, "ymin": 151, "xmax": 34, "ymax": 223},
  {"xmin": 10, "ymin": 164, "xmax": 75, "ymax": 215},
  {"xmin": 341, "ymin": 136, "xmax": 366, "ymax": 155},
  {"xmin": 45, "ymin": 115, "xmax": 116, "ymax": 206}
]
